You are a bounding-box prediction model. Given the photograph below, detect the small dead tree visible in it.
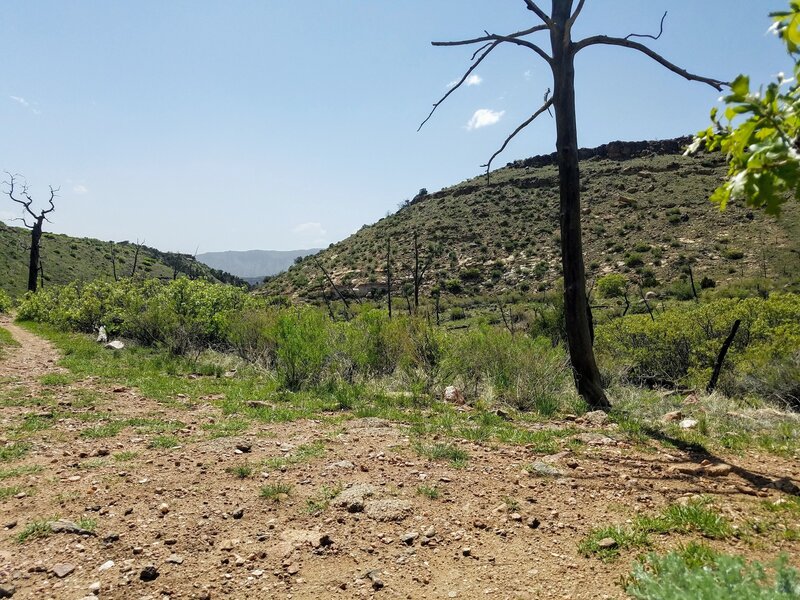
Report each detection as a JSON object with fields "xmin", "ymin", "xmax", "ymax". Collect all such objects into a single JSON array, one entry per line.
[
  {"xmin": 411, "ymin": 230, "xmax": 434, "ymax": 312},
  {"xmin": 386, "ymin": 237, "xmax": 393, "ymax": 318},
  {"xmin": 419, "ymin": 1, "xmax": 724, "ymax": 410},
  {"xmin": 3, "ymin": 173, "xmax": 59, "ymax": 293},
  {"xmin": 130, "ymin": 239, "xmax": 144, "ymax": 278},
  {"xmin": 109, "ymin": 242, "xmax": 119, "ymax": 282}
]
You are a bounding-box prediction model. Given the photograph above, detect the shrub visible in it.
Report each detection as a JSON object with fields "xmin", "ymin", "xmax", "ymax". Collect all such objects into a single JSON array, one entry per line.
[
  {"xmin": 0, "ymin": 290, "xmax": 12, "ymax": 313},
  {"xmin": 627, "ymin": 552, "xmax": 800, "ymax": 600},
  {"xmin": 596, "ymin": 274, "xmax": 628, "ymax": 299},
  {"xmin": 596, "ymin": 294, "xmax": 800, "ymax": 395},
  {"xmin": 440, "ymin": 326, "xmax": 571, "ymax": 413}
]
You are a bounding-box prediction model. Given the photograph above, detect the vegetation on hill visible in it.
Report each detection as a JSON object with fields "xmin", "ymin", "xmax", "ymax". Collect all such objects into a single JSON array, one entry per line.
[
  {"xmin": 15, "ymin": 277, "xmax": 800, "ymax": 412},
  {"xmin": 0, "ymin": 222, "xmax": 247, "ymax": 297},
  {"xmin": 262, "ymin": 142, "xmax": 800, "ymax": 309}
]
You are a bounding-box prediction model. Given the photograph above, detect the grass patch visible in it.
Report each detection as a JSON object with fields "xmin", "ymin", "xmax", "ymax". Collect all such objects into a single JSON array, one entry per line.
[
  {"xmin": 76, "ymin": 516, "xmax": 97, "ymax": 532},
  {"xmin": 413, "ymin": 442, "xmax": 469, "ymax": 467},
  {"xmin": 417, "ymin": 484, "xmax": 440, "ymax": 500},
  {"xmin": 305, "ymin": 483, "xmax": 343, "ymax": 514},
  {"xmin": 226, "ymin": 463, "xmax": 254, "ymax": 479},
  {"xmin": 80, "ymin": 421, "xmax": 125, "ymax": 439},
  {"xmin": 260, "ymin": 482, "xmax": 293, "ymax": 501},
  {"xmin": 0, "ymin": 442, "xmax": 30, "ymax": 462},
  {"xmin": 203, "ymin": 418, "xmax": 249, "ymax": 439},
  {"xmin": 113, "ymin": 451, "xmax": 138, "ymax": 462},
  {"xmin": 20, "ymin": 413, "xmax": 55, "ymax": 432},
  {"xmin": 264, "ymin": 441, "xmax": 326, "ymax": 469},
  {"xmin": 0, "ymin": 486, "xmax": 24, "ymax": 500},
  {"xmin": 579, "ymin": 497, "xmax": 732, "ymax": 560},
  {"xmin": 39, "ymin": 373, "xmax": 73, "ymax": 386},
  {"xmin": 16, "ymin": 519, "xmax": 52, "ymax": 543},
  {"xmin": 0, "ymin": 465, "xmax": 43, "ymax": 480},
  {"xmin": 149, "ymin": 435, "xmax": 180, "ymax": 449}
]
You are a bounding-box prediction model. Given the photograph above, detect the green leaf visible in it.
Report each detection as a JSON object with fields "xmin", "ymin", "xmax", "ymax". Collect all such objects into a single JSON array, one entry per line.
[{"xmin": 730, "ymin": 75, "xmax": 750, "ymax": 99}]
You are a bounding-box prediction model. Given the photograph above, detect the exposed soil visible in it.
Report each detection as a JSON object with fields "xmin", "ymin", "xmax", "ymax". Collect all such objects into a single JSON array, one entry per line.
[{"xmin": 1, "ymin": 319, "xmax": 798, "ymax": 600}]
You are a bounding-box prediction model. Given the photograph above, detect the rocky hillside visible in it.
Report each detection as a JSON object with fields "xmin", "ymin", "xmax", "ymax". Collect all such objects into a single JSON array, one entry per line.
[
  {"xmin": 0, "ymin": 224, "xmax": 246, "ymax": 297},
  {"xmin": 262, "ymin": 138, "xmax": 800, "ymax": 301}
]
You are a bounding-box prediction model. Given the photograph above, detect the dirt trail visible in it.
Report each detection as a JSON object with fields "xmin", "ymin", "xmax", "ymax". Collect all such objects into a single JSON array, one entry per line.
[
  {"xmin": 0, "ymin": 316, "xmax": 63, "ymax": 382},
  {"xmin": 0, "ymin": 323, "xmax": 799, "ymax": 600}
]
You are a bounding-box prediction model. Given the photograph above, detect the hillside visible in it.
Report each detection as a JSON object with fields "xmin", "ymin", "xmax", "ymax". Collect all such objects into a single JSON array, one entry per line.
[
  {"xmin": 0, "ymin": 224, "xmax": 246, "ymax": 297},
  {"xmin": 262, "ymin": 138, "xmax": 800, "ymax": 302},
  {"xmin": 197, "ymin": 248, "xmax": 321, "ymax": 282}
]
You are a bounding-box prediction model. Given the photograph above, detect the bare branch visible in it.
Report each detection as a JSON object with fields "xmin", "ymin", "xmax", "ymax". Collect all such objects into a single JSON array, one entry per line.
[
  {"xmin": 480, "ymin": 97, "xmax": 554, "ymax": 177},
  {"xmin": 433, "ymin": 24, "xmax": 548, "ymax": 48},
  {"xmin": 433, "ymin": 31, "xmax": 552, "ymax": 65},
  {"xmin": 523, "ymin": 0, "xmax": 551, "ymax": 26},
  {"xmin": 4, "ymin": 172, "xmax": 37, "ymax": 220},
  {"xmin": 42, "ymin": 185, "xmax": 58, "ymax": 215},
  {"xmin": 625, "ymin": 11, "xmax": 667, "ymax": 41},
  {"xmin": 567, "ymin": 0, "xmax": 587, "ymax": 30},
  {"xmin": 419, "ymin": 40, "xmax": 501, "ymax": 131},
  {"xmin": 573, "ymin": 36, "xmax": 727, "ymax": 90}
]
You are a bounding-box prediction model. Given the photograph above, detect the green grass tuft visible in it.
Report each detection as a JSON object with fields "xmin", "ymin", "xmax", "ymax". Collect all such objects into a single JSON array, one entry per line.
[{"xmin": 260, "ymin": 482, "xmax": 293, "ymax": 501}]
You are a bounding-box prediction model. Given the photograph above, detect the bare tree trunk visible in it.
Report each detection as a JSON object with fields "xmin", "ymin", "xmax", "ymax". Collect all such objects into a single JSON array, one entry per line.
[
  {"xmin": 707, "ymin": 319, "xmax": 741, "ymax": 393},
  {"xmin": 130, "ymin": 239, "xmax": 142, "ymax": 278},
  {"xmin": 387, "ymin": 237, "xmax": 393, "ymax": 319},
  {"xmin": 413, "ymin": 230, "xmax": 420, "ymax": 311},
  {"xmin": 28, "ymin": 219, "xmax": 43, "ymax": 292},
  {"xmin": 110, "ymin": 243, "xmax": 118, "ymax": 282},
  {"xmin": 38, "ymin": 260, "xmax": 44, "ymax": 289},
  {"xmin": 688, "ymin": 266, "xmax": 698, "ymax": 302},
  {"xmin": 551, "ymin": 0, "xmax": 609, "ymax": 410}
]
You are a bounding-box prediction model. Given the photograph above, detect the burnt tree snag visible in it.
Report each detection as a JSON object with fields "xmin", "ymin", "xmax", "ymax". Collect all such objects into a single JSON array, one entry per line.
[
  {"xmin": 387, "ymin": 237, "xmax": 393, "ymax": 319},
  {"xmin": 419, "ymin": 1, "xmax": 724, "ymax": 410},
  {"xmin": 707, "ymin": 319, "xmax": 741, "ymax": 393},
  {"xmin": 3, "ymin": 173, "xmax": 58, "ymax": 293}
]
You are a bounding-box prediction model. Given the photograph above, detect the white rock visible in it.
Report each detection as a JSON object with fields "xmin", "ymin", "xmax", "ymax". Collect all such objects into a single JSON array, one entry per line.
[
  {"xmin": 679, "ymin": 418, "xmax": 698, "ymax": 429},
  {"xmin": 443, "ymin": 386, "xmax": 465, "ymax": 404},
  {"xmin": 105, "ymin": 340, "xmax": 125, "ymax": 350},
  {"xmin": 98, "ymin": 560, "xmax": 115, "ymax": 571}
]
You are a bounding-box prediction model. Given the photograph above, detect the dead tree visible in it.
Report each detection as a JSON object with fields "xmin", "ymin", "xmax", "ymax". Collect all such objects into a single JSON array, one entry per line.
[
  {"xmin": 386, "ymin": 237, "xmax": 393, "ymax": 318},
  {"xmin": 419, "ymin": 1, "xmax": 724, "ymax": 410},
  {"xmin": 130, "ymin": 239, "xmax": 144, "ymax": 278},
  {"xmin": 109, "ymin": 242, "xmax": 119, "ymax": 281},
  {"xmin": 3, "ymin": 173, "xmax": 59, "ymax": 293},
  {"xmin": 411, "ymin": 230, "xmax": 433, "ymax": 312}
]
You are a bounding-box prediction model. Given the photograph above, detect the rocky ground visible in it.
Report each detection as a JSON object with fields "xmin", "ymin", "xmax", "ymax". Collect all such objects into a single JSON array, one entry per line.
[{"xmin": 1, "ymin": 316, "xmax": 799, "ymax": 600}]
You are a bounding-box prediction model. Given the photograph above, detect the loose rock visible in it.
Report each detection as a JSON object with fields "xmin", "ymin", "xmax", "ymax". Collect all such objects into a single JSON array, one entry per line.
[
  {"xmin": 139, "ymin": 564, "xmax": 159, "ymax": 581},
  {"xmin": 51, "ymin": 563, "xmax": 75, "ymax": 578}
]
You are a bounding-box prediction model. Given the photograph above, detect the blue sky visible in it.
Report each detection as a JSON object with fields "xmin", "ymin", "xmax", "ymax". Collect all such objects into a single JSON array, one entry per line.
[{"xmin": 0, "ymin": 1, "xmax": 791, "ymax": 253}]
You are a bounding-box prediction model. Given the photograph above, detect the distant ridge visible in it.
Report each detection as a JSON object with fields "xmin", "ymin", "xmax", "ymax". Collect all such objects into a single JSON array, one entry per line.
[{"xmin": 196, "ymin": 248, "xmax": 321, "ymax": 280}]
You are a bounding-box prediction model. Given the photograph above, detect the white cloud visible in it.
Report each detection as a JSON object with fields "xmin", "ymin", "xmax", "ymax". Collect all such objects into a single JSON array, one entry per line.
[
  {"xmin": 10, "ymin": 95, "xmax": 41, "ymax": 114},
  {"xmin": 292, "ymin": 222, "xmax": 327, "ymax": 238},
  {"xmin": 73, "ymin": 184, "xmax": 88, "ymax": 195},
  {"xmin": 466, "ymin": 108, "xmax": 505, "ymax": 130},
  {"xmin": 447, "ymin": 74, "xmax": 483, "ymax": 88}
]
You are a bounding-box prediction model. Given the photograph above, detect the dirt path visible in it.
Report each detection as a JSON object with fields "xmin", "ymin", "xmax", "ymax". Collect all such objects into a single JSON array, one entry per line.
[
  {"xmin": 0, "ymin": 316, "xmax": 63, "ymax": 382},
  {"xmin": 0, "ymin": 324, "xmax": 799, "ymax": 600}
]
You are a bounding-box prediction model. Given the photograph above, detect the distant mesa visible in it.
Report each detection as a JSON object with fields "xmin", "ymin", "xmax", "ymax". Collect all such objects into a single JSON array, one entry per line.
[{"xmin": 196, "ymin": 249, "xmax": 321, "ymax": 282}]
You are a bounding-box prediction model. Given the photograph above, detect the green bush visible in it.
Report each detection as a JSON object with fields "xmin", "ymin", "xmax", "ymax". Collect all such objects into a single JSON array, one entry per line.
[
  {"xmin": 440, "ymin": 326, "xmax": 571, "ymax": 414},
  {"xmin": 627, "ymin": 551, "xmax": 800, "ymax": 600},
  {"xmin": 596, "ymin": 294, "xmax": 800, "ymax": 397},
  {"xmin": 597, "ymin": 274, "xmax": 628, "ymax": 299},
  {"xmin": 0, "ymin": 290, "xmax": 12, "ymax": 313}
]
